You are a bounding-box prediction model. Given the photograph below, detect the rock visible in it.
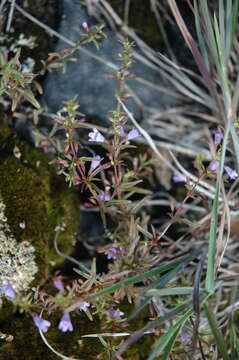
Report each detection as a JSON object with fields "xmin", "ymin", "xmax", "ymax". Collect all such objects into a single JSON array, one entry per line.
[{"xmin": 41, "ymin": 0, "xmax": 175, "ymax": 124}]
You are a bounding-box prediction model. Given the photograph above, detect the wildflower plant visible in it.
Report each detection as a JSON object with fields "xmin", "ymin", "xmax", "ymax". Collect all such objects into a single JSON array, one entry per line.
[
  {"xmin": 1, "ymin": 2, "xmax": 239, "ymax": 359},
  {"xmin": 0, "ymin": 48, "xmax": 41, "ymax": 111}
]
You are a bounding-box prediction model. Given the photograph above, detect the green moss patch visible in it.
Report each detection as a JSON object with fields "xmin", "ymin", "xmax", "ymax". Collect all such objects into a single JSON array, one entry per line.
[{"xmin": 0, "ymin": 126, "xmax": 79, "ymax": 278}]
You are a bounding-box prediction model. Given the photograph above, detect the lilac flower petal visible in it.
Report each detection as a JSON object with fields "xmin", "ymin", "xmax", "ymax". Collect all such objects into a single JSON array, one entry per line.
[
  {"xmin": 79, "ymin": 301, "xmax": 90, "ymax": 312},
  {"xmin": 91, "ymin": 155, "xmax": 103, "ymax": 170},
  {"xmin": 224, "ymin": 166, "xmax": 238, "ymax": 180},
  {"xmin": 214, "ymin": 131, "xmax": 224, "ymax": 145},
  {"xmin": 127, "ymin": 128, "xmax": 140, "ymax": 140},
  {"xmin": 33, "ymin": 316, "xmax": 51, "ymax": 333},
  {"xmin": 180, "ymin": 327, "xmax": 191, "ymax": 344},
  {"xmin": 172, "ymin": 173, "xmax": 187, "ymax": 183},
  {"xmin": 53, "ymin": 279, "xmax": 64, "ymax": 291},
  {"xmin": 98, "ymin": 191, "xmax": 111, "ymax": 202},
  {"xmin": 4, "ymin": 283, "xmax": 16, "ymax": 299},
  {"xmin": 108, "ymin": 309, "xmax": 124, "ymax": 319},
  {"xmin": 0, "ymin": 283, "xmax": 16, "ymax": 299},
  {"xmin": 104, "ymin": 246, "xmax": 118, "ymax": 260},
  {"xmin": 88, "ymin": 128, "xmax": 105, "ymax": 143},
  {"xmin": 119, "ymin": 127, "xmax": 126, "ymax": 137},
  {"xmin": 208, "ymin": 160, "xmax": 219, "ymax": 171},
  {"xmin": 58, "ymin": 313, "xmax": 73, "ymax": 332}
]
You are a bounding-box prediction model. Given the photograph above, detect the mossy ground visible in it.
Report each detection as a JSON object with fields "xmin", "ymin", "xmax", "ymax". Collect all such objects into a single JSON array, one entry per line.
[
  {"xmin": 0, "ymin": 126, "xmax": 79, "ymax": 280},
  {"xmin": 0, "ymin": 299, "xmax": 157, "ymax": 360}
]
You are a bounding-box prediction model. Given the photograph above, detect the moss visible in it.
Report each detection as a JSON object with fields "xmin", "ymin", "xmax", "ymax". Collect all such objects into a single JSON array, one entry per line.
[
  {"xmin": 0, "ymin": 126, "xmax": 79, "ymax": 279},
  {"xmin": 0, "ymin": 302, "xmax": 103, "ymax": 360}
]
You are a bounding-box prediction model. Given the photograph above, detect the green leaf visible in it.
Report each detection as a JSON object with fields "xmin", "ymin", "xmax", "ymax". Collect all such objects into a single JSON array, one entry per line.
[
  {"xmin": 106, "ymin": 199, "xmax": 131, "ymax": 206},
  {"xmin": 127, "ymin": 186, "xmax": 151, "ymax": 195},
  {"xmin": 18, "ymin": 89, "xmax": 40, "ymax": 109}
]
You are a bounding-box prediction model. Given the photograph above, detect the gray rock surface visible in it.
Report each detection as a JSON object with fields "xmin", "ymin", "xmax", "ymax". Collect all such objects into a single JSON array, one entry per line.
[{"xmin": 42, "ymin": 0, "xmax": 174, "ymax": 123}]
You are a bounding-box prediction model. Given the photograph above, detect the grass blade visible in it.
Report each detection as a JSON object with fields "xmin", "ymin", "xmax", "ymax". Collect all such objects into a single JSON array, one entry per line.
[
  {"xmin": 225, "ymin": 0, "xmax": 233, "ymax": 60},
  {"xmin": 205, "ymin": 180, "xmax": 219, "ymax": 292},
  {"xmin": 194, "ymin": 0, "xmax": 209, "ymax": 69},
  {"xmin": 204, "ymin": 303, "xmax": 229, "ymax": 360},
  {"xmin": 116, "ymin": 301, "xmax": 192, "ymax": 358},
  {"xmin": 89, "ymin": 249, "xmax": 201, "ymax": 298},
  {"xmin": 168, "ymin": 0, "xmax": 218, "ymax": 102},
  {"xmin": 129, "ymin": 262, "xmax": 195, "ymax": 320},
  {"xmin": 230, "ymin": 324, "xmax": 239, "ymax": 360},
  {"xmin": 145, "ymin": 287, "xmax": 195, "ymax": 297},
  {"xmin": 147, "ymin": 308, "xmax": 193, "ymax": 360}
]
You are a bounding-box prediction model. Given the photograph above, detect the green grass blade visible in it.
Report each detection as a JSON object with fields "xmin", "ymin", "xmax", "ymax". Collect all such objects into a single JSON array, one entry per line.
[
  {"xmin": 213, "ymin": 12, "xmax": 230, "ymax": 109},
  {"xmin": 89, "ymin": 249, "xmax": 201, "ymax": 298},
  {"xmin": 116, "ymin": 301, "xmax": 192, "ymax": 357},
  {"xmin": 225, "ymin": 0, "xmax": 233, "ymax": 60},
  {"xmin": 147, "ymin": 308, "xmax": 193, "ymax": 360},
  {"xmin": 231, "ymin": 1, "xmax": 239, "ymax": 58},
  {"xmin": 230, "ymin": 324, "xmax": 239, "ymax": 359},
  {"xmin": 128, "ymin": 263, "xmax": 194, "ymax": 320},
  {"xmin": 206, "ymin": 114, "xmax": 232, "ymax": 292},
  {"xmin": 200, "ymin": 0, "xmax": 219, "ymax": 66},
  {"xmin": 194, "ymin": 0, "xmax": 209, "ymax": 69},
  {"xmin": 145, "ymin": 287, "xmax": 195, "ymax": 296},
  {"xmin": 205, "ymin": 179, "xmax": 219, "ymax": 292},
  {"xmin": 230, "ymin": 126, "xmax": 239, "ymax": 170},
  {"xmin": 219, "ymin": 0, "xmax": 225, "ymax": 54},
  {"xmin": 204, "ymin": 303, "xmax": 229, "ymax": 360}
]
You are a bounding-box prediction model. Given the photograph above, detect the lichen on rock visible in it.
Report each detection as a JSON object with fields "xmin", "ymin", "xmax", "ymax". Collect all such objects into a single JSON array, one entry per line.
[{"xmin": 0, "ymin": 196, "xmax": 38, "ymax": 293}]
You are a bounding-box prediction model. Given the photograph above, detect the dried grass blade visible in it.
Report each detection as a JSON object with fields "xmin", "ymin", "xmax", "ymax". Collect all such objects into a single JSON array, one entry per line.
[{"xmin": 167, "ymin": 0, "xmax": 218, "ymax": 103}]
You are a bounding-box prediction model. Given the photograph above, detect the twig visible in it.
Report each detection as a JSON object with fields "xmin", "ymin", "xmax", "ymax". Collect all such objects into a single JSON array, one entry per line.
[
  {"xmin": 0, "ymin": 0, "xmax": 7, "ymax": 13},
  {"xmin": 54, "ymin": 228, "xmax": 91, "ymax": 274}
]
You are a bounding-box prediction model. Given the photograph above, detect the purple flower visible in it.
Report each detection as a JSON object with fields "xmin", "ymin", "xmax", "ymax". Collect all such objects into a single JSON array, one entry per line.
[
  {"xmin": 208, "ymin": 160, "xmax": 219, "ymax": 171},
  {"xmin": 119, "ymin": 127, "xmax": 126, "ymax": 137},
  {"xmin": 58, "ymin": 313, "xmax": 73, "ymax": 332},
  {"xmin": 224, "ymin": 166, "xmax": 238, "ymax": 180},
  {"xmin": 33, "ymin": 316, "xmax": 51, "ymax": 333},
  {"xmin": 91, "ymin": 155, "xmax": 103, "ymax": 170},
  {"xmin": 88, "ymin": 128, "xmax": 105, "ymax": 143},
  {"xmin": 82, "ymin": 22, "xmax": 89, "ymax": 32},
  {"xmin": 127, "ymin": 128, "xmax": 140, "ymax": 140},
  {"xmin": 0, "ymin": 283, "xmax": 16, "ymax": 299},
  {"xmin": 98, "ymin": 191, "xmax": 111, "ymax": 202},
  {"xmin": 79, "ymin": 301, "xmax": 90, "ymax": 312},
  {"xmin": 53, "ymin": 279, "xmax": 64, "ymax": 291},
  {"xmin": 172, "ymin": 172, "xmax": 187, "ymax": 183},
  {"xmin": 214, "ymin": 130, "xmax": 224, "ymax": 145},
  {"xmin": 180, "ymin": 327, "xmax": 190, "ymax": 344},
  {"xmin": 108, "ymin": 309, "xmax": 124, "ymax": 320},
  {"xmin": 104, "ymin": 246, "xmax": 118, "ymax": 260}
]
